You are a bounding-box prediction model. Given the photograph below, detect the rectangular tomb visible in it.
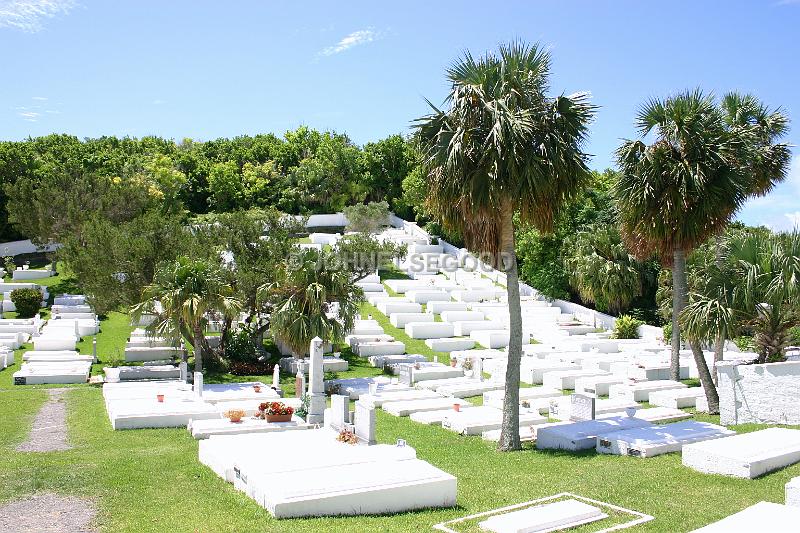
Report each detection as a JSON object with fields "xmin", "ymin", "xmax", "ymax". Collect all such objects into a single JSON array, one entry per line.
[
  {"xmin": 382, "ymin": 397, "xmax": 472, "ymax": 417},
  {"xmin": 479, "ymin": 498, "xmax": 608, "ymax": 533},
  {"xmin": 536, "ymin": 416, "xmax": 651, "ymax": 451},
  {"xmin": 597, "ymin": 420, "xmax": 735, "ymax": 458},
  {"xmin": 682, "ymin": 428, "xmax": 800, "ymax": 478},
  {"xmin": 648, "ymin": 387, "xmax": 707, "ymax": 409}
]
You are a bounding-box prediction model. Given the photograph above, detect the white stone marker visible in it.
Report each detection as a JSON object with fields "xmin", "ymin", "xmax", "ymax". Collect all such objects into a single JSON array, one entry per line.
[
  {"xmin": 691, "ymin": 501, "xmax": 800, "ymax": 532},
  {"xmin": 193, "ymin": 371, "xmax": 203, "ymax": 398},
  {"xmin": 306, "ymin": 337, "xmax": 326, "ymax": 424},
  {"xmin": 330, "ymin": 394, "xmax": 350, "ymax": 429},
  {"xmin": 354, "ymin": 401, "xmax": 377, "ymax": 445},
  {"xmin": 786, "ymin": 476, "xmax": 800, "ymax": 507},
  {"xmin": 272, "ymin": 365, "xmax": 280, "ymax": 389},
  {"xmin": 479, "ymin": 498, "xmax": 608, "ymax": 533},
  {"xmin": 596, "ymin": 420, "xmax": 735, "ymax": 458},
  {"xmin": 179, "ymin": 362, "xmax": 188, "ymax": 382}
]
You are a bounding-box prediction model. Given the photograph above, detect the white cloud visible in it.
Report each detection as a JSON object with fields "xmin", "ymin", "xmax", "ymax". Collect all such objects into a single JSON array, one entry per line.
[
  {"xmin": 31, "ymin": 95, "xmax": 47, "ymax": 100},
  {"xmin": 784, "ymin": 212, "xmax": 800, "ymax": 229},
  {"xmin": 18, "ymin": 111, "xmax": 40, "ymax": 121},
  {"xmin": 152, "ymin": 99, "xmax": 166, "ymax": 105},
  {"xmin": 320, "ymin": 29, "xmax": 380, "ymax": 57},
  {"xmin": 0, "ymin": 0, "xmax": 77, "ymax": 32}
]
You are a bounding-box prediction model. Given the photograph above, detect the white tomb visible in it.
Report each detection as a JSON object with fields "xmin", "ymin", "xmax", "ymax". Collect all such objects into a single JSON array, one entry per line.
[
  {"xmin": 453, "ymin": 320, "xmax": 505, "ymax": 336},
  {"xmin": 542, "ymin": 369, "xmax": 609, "ymax": 391},
  {"xmin": 378, "ymin": 301, "xmax": 422, "ymax": 315},
  {"xmin": 683, "ymin": 428, "xmax": 800, "ymax": 479},
  {"xmin": 409, "ymin": 405, "xmax": 476, "ymax": 425},
  {"xmin": 690, "ymin": 501, "xmax": 800, "ymax": 532},
  {"xmin": 436, "ymin": 380, "xmax": 504, "ymax": 398},
  {"xmin": 382, "ymin": 397, "xmax": 472, "ymax": 417},
  {"xmin": 390, "ymin": 312, "xmax": 433, "ymax": 328},
  {"xmin": 478, "ymin": 498, "xmax": 608, "ymax": 533},
  {"xmin": 425, "ymin": 338, "xmax": 476, "ymax": 352},
  {"xmin": 482, "ymin": 388, "xmax": 562, "ymax": 410},
  {"xmin": 441, "ymin": 406, "xmax": 547, "ymax": 436},
  {"xmin": 536, "ymin": 416, "xmax": 651, "ymax": 451},
  {"xmin": 608, "ymin": 380, "xmax": 687, "ymax": 402},
  {"xmin": 521, "ymin": 362, "xmax": 582, "ymax": 385},
  {"xmin": 574, "ymin": 375, "xmax": 627, "ymax": 397},
  {"xmin": 360, "ymin": 388, "xmax": 441, "ymax": 408},
  {"xmin": 354, "ymin": 341, "xmax": 406, "ymax": 357},
  {"xmin": 648, "ymin": 387, "xmax": 707, "ymax": 409},
  {"xmin": 427, "ymin": 301, "xmax": 469, "ymax": 314},
  {"xmin": 189, "ymin": 416, "xmax": 311, "ymax": 439},
  {"xmin": 596, "ymin": 420, "xmax": 735, "ymax": 458},
  {"xmin": 440, "ymin": 310, "xmax": 485, "ymax": 323},
  {"xmin": 405, "ymin": 322, "xmax": 455, "ymax": 339}
]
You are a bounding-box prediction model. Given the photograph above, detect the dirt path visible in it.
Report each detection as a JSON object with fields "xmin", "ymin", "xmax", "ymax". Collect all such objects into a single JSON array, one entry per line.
[
  {"xmin": 16, "ymin": 388, "xmax": 71, "ymax": 452},
  {"xmin": 0, "ymin": 493, "xmax": 96, "ymax": 532}
]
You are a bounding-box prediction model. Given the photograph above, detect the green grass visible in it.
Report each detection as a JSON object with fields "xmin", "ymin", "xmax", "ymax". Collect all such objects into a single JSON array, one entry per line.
[{"xmin": 2, "ymin": 292, "xmax": 800, "ymax": 531}]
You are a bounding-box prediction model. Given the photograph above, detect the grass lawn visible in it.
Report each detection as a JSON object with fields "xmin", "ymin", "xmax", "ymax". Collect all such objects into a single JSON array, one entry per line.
[{"xmin": 2, "ymin": 278, "xmax": 799, "ymax": 531}]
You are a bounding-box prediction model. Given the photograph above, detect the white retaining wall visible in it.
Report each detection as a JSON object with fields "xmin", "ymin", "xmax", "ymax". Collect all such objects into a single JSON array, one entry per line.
[
  {"xmin": 717, "ymin": 360, "xmax": 800, "ymax": 425},
  {"xmin": 0, "ymin": 239, "xmax": 59, "ymax": 257}
]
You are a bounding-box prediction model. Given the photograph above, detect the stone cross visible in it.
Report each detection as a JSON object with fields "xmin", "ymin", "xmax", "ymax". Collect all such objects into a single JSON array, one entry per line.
[
  {"xmin": 193, "ymin": 371, "xmax": 204, "ymax": 398},
  {"xmin": 354, "ymin": 400, "xmax": 377, "ymax": 445},
  {"xmin": 306, "ymin": 336, "xmax": 326, "ymax": 424}
]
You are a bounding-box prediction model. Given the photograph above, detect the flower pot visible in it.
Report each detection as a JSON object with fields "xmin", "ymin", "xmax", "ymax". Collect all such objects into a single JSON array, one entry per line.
[
  {"xmin": 625, "ymin": 407, "xmax": 637, "ymax": 418},
  {"xmin": 450, "ymin": 360, "xmax": 457, "ymax": 367},
  {"xmin": 453, "ymin": 403, "xmax": 461, "ymax": 412},
  {"xmin": 253, "ymin": 385, "xmax": 262, "ymax": 393},
  {"xmin": 228, "ymin": 415, "xmax": 243, "ymax": 423},
  {"xmin": 156, "ymin": 394, "xmax": 164, "ymax": 403},
  {"xmin": 266, "ymin": 413, "xmax": 292, "ymax": 423}
]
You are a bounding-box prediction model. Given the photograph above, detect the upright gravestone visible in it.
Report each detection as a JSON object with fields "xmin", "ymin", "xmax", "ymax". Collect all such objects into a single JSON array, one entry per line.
[
  {"xmin": 295, "ymin": 360, "xmax": 306, "ymax": 398},
  {"xmin": 354, "ymin": 400, "xmax": 377, "ymax": 445},
  {"xmin": 179, "ymin": 361, "xmax": 188, "ymax": 382},
  {"xmin": 92, "ymin": 338, "xmax": 98, "ymax": 363},
  {"xmin": 330, "ymin": 394, "xmax": 350, "ymax": 430},
  {"xmin": 193, "ymin": 371, "xmax": 204, "ymax": 398},
  {"xmin": 398, "ymin": 365, "xmax": 413, "ymax": 386},
  {"xmin": 272, "ymin": 364, "xmax": 280, "ymax": 389},
  {"xmin": 306, "ymin": 337, "xmax": 326, "ymax": 424},
  {"xmin": 570, "ymin": 393, "xmax": 596, "ymax": 422},
  {"xmin": 473, "ymin": 356, "xmax": 483, "ymax": 382}
]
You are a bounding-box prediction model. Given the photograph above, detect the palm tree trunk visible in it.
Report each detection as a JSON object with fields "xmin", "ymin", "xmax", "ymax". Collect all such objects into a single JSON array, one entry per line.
[
  {"xmin": 193, "ymin": 327, "xmax": 204, "ymax": 374},
  {"xmin": 689, "ymin": 341, "xmax": 720, "ymax": 414},
  {"xmin": 670, "ymin": 249, "xmax": 688, "ymax": 382},
  {"xmin": 712, "ymin": 234, "xmax": 724, "ymax": 385},
  {"xmin": 498, "ymin": 209, "xmax": 522, "ymax": 452}
]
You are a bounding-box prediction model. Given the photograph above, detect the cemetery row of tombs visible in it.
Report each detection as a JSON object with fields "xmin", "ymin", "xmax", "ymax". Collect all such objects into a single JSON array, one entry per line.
[{"xmin": 4, "ymin": 223, "xmax": 800, "ymax": 530}]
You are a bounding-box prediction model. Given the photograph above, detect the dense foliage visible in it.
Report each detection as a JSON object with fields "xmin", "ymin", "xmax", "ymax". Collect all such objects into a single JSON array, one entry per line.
[{"xmin": 10, "ymin": 288, "xmax": 43, "ymax": 318}]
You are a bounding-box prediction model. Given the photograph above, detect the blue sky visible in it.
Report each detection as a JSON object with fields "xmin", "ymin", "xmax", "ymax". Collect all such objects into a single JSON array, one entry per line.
[{"xmin": 2, "ymin": 0, "xmax": 799, "ymax": 229}]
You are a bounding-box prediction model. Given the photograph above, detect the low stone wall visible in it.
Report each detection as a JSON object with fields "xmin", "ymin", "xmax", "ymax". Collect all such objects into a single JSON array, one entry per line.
[{"xmin": 717, "ymin": 360, "xmax": 800, "ymax": 425}]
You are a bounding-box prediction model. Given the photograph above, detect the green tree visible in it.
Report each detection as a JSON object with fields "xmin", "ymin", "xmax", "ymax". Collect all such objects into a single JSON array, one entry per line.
[
  {"xmin": 615, "ymin": 90, "xmax": 790, "ymax": 413},
  {"xmin": 415, "ymin": 42, "xmax": 594, "ymax": 451},
  {"xmin": 342, "ymin": 201, "xmax": 391, "ymax": 234},
  {"xmin": 133, "ymin": 257, "xmax": 241, "ymax": 372},
  {"xmin": 262, "ymin": 248, "xmax": 363, "ymax": 356}
]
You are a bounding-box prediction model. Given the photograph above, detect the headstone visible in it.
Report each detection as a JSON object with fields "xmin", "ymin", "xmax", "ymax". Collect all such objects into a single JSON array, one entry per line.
[
  {"xmin": 179, "ymin": 361, "xmax": 188, "ymax": 382},
  {"xmin": 295, "ymin": 363, "xmax": 306, "ymax": 398},
  {"xmin": 92, "ymin": 337, "xmax": 97, "ymax": 362},
  {"xmin": 193, "ymin": 371, "xmax": 203, "ymax": 398},
  {"xmin": 272, "ymin": 365, "xmax": 280, "ymax": 388},
  {"xmin": 330, "ymin": 394, "xmax": 350, "ymax": 430},
  {"xmin": 473, "ymin": 356, "xmax": 483, "ymax": 382},
  {"xmin": 571, "ymin": 393, "xmax": 596, "ymax": 421},
  {"xmin": 306, "ymin": 337, "xmax": 326, "ymax": 424},
  {"xmin": 398, "ymin": 365, "xmax": 413, "ymax": 386},
  {"xmin": 354, "ymin": 401, "xmax": 377, "ymax": 445}
]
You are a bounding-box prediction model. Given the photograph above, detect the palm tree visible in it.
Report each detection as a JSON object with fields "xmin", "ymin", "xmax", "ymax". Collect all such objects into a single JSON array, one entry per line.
[
  {"xmin": 564, "ymin": 225, "xmax": 643, "ymax": 315},
  {"xmin": 682, "ymin": 231, "xmax": 800, "ymax": 365},
  {"xmin": 615, "ymin": 90, "xmax": 790, "ymax": 414},
  {"xmin": 132, "ymin": 257, "xmax": 241, "ymax": 373},
  {"xmin": 415, "ymin": 42, "xmax": 594, "ymax": 451},
  {"xmin": 263, "ymin": 247, "xmax": 363, "ymax": 357}
]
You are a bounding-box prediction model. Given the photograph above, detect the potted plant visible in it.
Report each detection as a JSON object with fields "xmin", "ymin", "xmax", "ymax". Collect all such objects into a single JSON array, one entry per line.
[
  {"xmin": 258, "ymin": 401, "xmax": 294, "ymax": 423},
  {"xmin": 253, "ymin": 384, "xmax": 262, "ymax": 393},
  {"xmin": 450, "ymin": 356, "xmax": 457, "ymax": 368},
  {"xmin": 225, "ymin": 409, "xmax": 246, "ymax": 423},
  {"xmin": 453, "ymin": 403, "xmax": 461, "ymax": 412},
  {"xmin": 156, "ymin": 394, "xmax": 164, "ymax": 403}
]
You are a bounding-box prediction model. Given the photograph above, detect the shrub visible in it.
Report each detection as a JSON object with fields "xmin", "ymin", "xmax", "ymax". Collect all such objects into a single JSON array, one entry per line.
[
  {"xmin": 613, "ymin": 314, "xmax": 642, "ymax": 339},
  {"xmin": 224, "ymin": 329, "xmax": 261, "ymax": 364},
  {"xmin": 662, "ymin": 322, "xmax": 672, "ymax": 343},
  {"xmin": 734, "ymin": 336, "xmax": 755, "ymax": 352},
  {"xmin": 10, "ymin": 288, "xmax": 42, "ymax": 318},
  {"xmin": 3, "ymin": 256, "xmax": 15, "ymax": 274}
]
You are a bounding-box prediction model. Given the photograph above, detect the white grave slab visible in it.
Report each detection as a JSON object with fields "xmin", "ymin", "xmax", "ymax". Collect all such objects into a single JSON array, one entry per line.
[
  {"xmin": 478, "ymin": 498, "xmax": 608, "ymax": 533},
  {"xmin": 378, "ymin": 302, "xmax": 422, "ymax": 315},
  {"xmin": 354, "ymin": 341, "xmax": 406, "ymax": 357},
  {"xmin": 648, "ymin": 387, "xmax": 707, "ymax": 409},
  {"xmin": 425, "ymin": 338, "xmax": 476, "ymax": 352},
  {"xmin": 690, "ymin": 501, "xmax": 800, "ymax": 532},
  {"xmin": 190, "ymin": 416, "xmax": 311, "ymax": 439},
  {"xmin": 427, "ymin": 302, "xmax": 469, "ymax": 314},
  {"xmin": 542, "ymin": 369, "xmax": 609, "ymax": 391},
  {"xmin": 437, "ymin": 380, "xmax": 504, "ymax": 398},
  {"xmin": 440, "ymin": 311, "xmax": 485, "ymax": 323},
  {"xmin": 574, "ymin": 375, "xmax": 627, "ymax": 397},
  {"xmin": 390, "ymin": 313, "xmax": 433, "ymax": 328},
  {"xmin": 442, "ymin": 406, "xmax": 547, "ymax": 436},
  {"xmin": 409, "ymin": 405, "xmax": 476, "ymax": 425},
  {"xmin": 608, "ymin": 380, "xmax": 687, "ymax": 402},
  {"xmin": 360, "ymin": 388, "xmax": 441, "ymax": 408},
  {"xmin": 482, "ymin": 388, "xmax": 562, "ymax": 410},
  {"xmin": 683, "ymin": 428, "xmax": 800, "ymax": 478},
  {"xmin": 405, "ymin": 322, "xmax": 455, "ymax": 339},
  {"xmin": 382, "ymin": 397, "xmax": 472, "ymax": 417},
  {"xmin": 596, "ymin": 421, "xmax": 735, "ymax": 458},
  {"xmin": 536, "ymin": 416, "xmax": 652, "ymax": 451}
]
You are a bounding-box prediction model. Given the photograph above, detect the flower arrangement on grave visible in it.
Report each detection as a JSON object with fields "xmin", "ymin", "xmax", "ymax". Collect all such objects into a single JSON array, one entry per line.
[
  {"xmin": 224, "ymin": 409, "xmax": 246, "ymax": 423},
  {"xmin": 450, "ymin": 356, "xmax": 457, "ymax": 367},
  {"xmin": 336, "ymin": 428, "xmax": 359, "ymax": 445},
  {"xmin": 461, "ymin": 358, "xmax": 473, "ymax": 370},
  {"xmin": 257, "ymin": 401, "xmax": 294, "ymax": 422}
]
